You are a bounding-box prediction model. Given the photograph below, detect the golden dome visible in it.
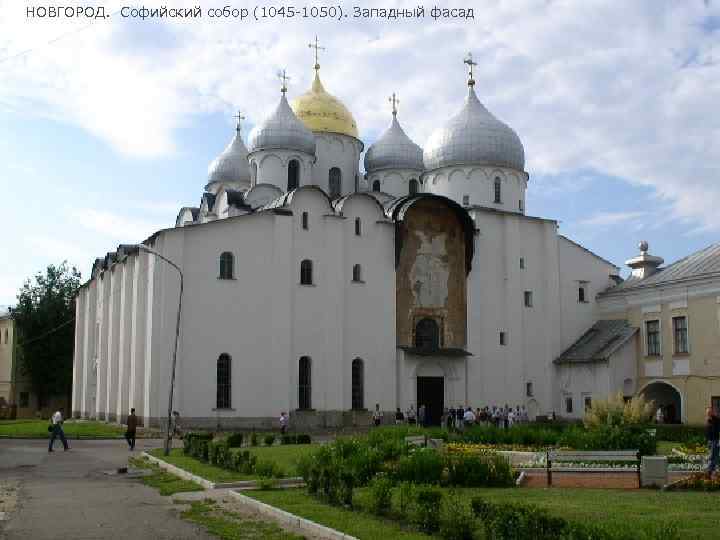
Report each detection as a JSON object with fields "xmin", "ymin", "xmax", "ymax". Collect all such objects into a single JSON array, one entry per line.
[{"xmin": 291, "ymin": 71, "xmax": 358, "ymax": 138}]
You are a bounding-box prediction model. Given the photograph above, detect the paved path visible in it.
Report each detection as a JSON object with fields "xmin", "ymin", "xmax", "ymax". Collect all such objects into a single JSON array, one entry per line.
[{"xmin": 0, "ymin": 438, "xmax": 215, "ymax": 540}]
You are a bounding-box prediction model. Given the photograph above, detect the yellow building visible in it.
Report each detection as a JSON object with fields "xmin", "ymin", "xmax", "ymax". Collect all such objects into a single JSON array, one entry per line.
[
  {"xmin": 598, "ymin": 241, "xmax": 720, "ymax": 424},
  {"xmin": 0, "ymin": 310, "xmax": 16, "ymax": 418}
]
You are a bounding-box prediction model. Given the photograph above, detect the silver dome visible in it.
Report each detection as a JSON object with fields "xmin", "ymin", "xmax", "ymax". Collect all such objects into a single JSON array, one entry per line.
[
  {"xmin": 207, "ymin": 127, "xmax": 251, "ymax": 189},
  {"xmin": 248, "ymin": 94, "xmax": 316, "ymax": 156},
  {"xmin": 364, "ymin": 114, "xmax": 423, "ymax": 173},
  {"xmin": 424, "ymin": 87, "xmax": 524, "ymax": 172}
]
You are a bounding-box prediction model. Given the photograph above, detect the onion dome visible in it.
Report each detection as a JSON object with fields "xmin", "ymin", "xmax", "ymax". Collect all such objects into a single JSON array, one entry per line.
[
  {"xmin": 206, "ymin": 118, "xmax": 251, "ymax": 190},
  {"xmin": 248, "ymin": 92, "xmax": 316, "ymax": 155},
  {"xmin": 291, "ymin": 69, "xmax": 358, "ymax": 138},
  {"xmin": 364, "ymin": 102, "xmax": 423, "ymax": 173},
  {"xmin": 424, "ymin": 85, "xmax": 525, "ymax": 172}
]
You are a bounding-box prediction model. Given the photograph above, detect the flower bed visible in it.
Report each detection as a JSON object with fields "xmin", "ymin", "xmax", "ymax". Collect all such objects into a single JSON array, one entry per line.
[{"xmin": 665, "ymin": 472, "xmax": 720, "ymax": 492}]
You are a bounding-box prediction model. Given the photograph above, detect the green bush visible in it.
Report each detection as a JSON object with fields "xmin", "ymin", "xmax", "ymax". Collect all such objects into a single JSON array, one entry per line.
[
  {"xmin": 461, "ymin": 424, "xmax": 561, "ymax": 447},
  {"xmin": 296, "ymin": 433, "xmax": 312, "ymax": 444},
  {"xmin": 446, "ymin": 452, "xmax": 515, "ymax": 487},
  {"xmin": 395, "ymin": 448, "xmax": 444, "ymax": 485},
  {"xmin": 398, "ymin": 481, "xmax": 417, "ymax": 518},
  {"xmin": 367, "ymin": 475, "xmax": 393, "ymax": 516},
  {"xmin": 250, "ymin": 432, "xmax": 259, "ymax": 446},
  {"xmin": 439, "ymin": 494, "xmax": 476, "ymax": 540},
  {"xmin": 183, "ymin": 432, "xmax": 213, "ymax": 456},
  {"xmin": 414, "ymin": 486, "xmax": 443, "ymax": 533},
  {"xmin": 558, "ymin": 425, "xmax": 656, "ymax": 456},
  {"xmin": 264, "ymin": 433, "xmax": 276, "ymax": 446},
  {"xmin": 281, "ymin": 434, "xmax": 297, "ymax": 445},
  {"xmin": 226, "ymin": 432, "xmax": 243, "ymax": 448},
  {"xmin": 255, "ymin": 459, "xmax": 285, "ymax": 479},
  {"xmin": 231, "ymin": 449, "xmax": 256, "ymax": 474}
]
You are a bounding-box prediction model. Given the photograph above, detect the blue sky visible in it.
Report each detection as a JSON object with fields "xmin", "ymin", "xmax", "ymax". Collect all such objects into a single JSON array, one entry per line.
[{"xmin": 0, "ymin": 0, "xmax": 718, "ymax": 306}]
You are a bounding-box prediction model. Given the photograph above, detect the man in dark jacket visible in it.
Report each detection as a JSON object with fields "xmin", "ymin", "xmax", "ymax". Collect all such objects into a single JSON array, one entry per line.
[
  {"xmin": 125, "ymin": 408, "xmax": 138, "ymax": 451},
  {"xmin": 705, "ymin": 406, "xmax": 719, "ymax": 477}
]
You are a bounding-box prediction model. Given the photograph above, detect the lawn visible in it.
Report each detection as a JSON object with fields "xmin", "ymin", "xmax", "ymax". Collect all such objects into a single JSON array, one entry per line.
[
  {"xmin": 129, "ymin": 456, "xmax": 203, "ymax": 496},
  {"xmin": 248, "ymin": 489, "xmax": 430, "ymax": 540},
  {"xmin": 250, "ymin": 486, "xmax": 720, "ymax": 540},
  {"xmin": 181, "ymin": 500, "xmax": 303, "ymax": 540},
  {"xmin": 0, "ymin": 419, "xmax": 126, "ymax": 438},
  {"xmin": 148, "ymin": 444, "xmax": 315, "ymax": 482},
  {"xmin": 149, "ymin": 448, "xmax": 254, "ymax": 482}
]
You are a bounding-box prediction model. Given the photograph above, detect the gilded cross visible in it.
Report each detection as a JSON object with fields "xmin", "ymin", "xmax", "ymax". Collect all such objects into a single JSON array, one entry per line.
[
  {"xmin": 464, "ymin": 52, "xmax": 477, "ymax": 87},
  {"xmin": 277, "ymin": 69, "xmax": 291, "ymax": 94},
  {"xmin": 308, "ymin": 35, "xmax": 325, "ymax": 70},
  {"xmin": 389, "ymin": 93, "xmax": 399, "ymax": 116}
]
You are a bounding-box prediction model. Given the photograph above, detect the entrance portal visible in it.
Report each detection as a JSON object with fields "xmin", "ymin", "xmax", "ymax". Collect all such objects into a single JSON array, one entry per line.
[
  {"xmin": 640, "ymin": 381, "xmax": 682, "ymax": 424},
  {"xmin": 417, "ymin": 376, "xmax": 444, "ymax": 426}
]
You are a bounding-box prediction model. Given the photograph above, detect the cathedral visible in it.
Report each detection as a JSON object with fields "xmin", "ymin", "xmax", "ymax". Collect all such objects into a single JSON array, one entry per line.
[{"xmin": 70, "ymin": 47, "xmax": 625, "ymax": 429}]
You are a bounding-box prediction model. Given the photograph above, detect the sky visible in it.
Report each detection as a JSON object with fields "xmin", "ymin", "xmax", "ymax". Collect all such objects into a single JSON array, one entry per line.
[{"xmin": 0, "ymin": 0, "xmax": 718, "ymax": 306}]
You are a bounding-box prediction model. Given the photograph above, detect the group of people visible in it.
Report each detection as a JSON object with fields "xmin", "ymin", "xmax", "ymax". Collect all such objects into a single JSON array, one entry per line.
[
  {"xmin": 442, "ymin": 404, "xmax": 530, "ymax": 430},
  {"xmin": 47, "ymin": 406, "xmax": 142, "ymax": 452},
  {"xmin": 372, "ymin": 403, "xmax": 531, "ymax": 429}
]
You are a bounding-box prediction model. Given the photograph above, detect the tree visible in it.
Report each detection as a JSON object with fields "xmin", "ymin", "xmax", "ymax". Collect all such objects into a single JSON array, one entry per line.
[
  {"xmin": 10, "ymin": 262, "xmax": 81, "ymax": 408},
  {"xmin": 584, "ymin": 391, "xmax": 655, "ymax": 428}
]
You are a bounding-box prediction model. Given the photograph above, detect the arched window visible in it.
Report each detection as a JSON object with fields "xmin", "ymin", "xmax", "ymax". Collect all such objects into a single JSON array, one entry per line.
[
  {"xmin": 298, "ymin": 356, "xmax": 312, "ymax": 409},
  {"xmin": 302, "ymin": 211, "xmax": 309, "ymax": 230},
  {"xmin": 415, "ymin": 318, "xmax": 440, "ymax": 350},
  {"xmin": 372, "ymin": 180, "xmax": 381, "ymax": 192},
  {"xmin": 219, "ymin": 252, "xmax": 234, "ymax": 279},
  {"xmin": 354, "ymin": 217, "xmax": 361, "ymax": 236},
  {"xmin": 351, "ymin": 358, "xmax": 364, "ymax": 410},
  {"xmin": 300, "ymin": 259, "xmax": 313, "ymax": 285},
  {"xmin": 3, "ymin": 329, "xmax": 7, "ymax": 344},
  {"xmin": 493, "ymin": 177, "xmax": 502, "ymax": 203},
  {"xmin": 216, "ymin": 353, "xmax": 231, "ymax": 409},
  {"xmin": 329, "ymin": 167, "xmax": 342, "ymax": 198},
  {"xmin": 352, "ymin": 264, "xmax": 362, "ymax": 282},
  {"xmin": 287, "ymin": 159, "xmax": 300, "ymax": 191},
  {"xmin": 409, "ymin": 179, "xmax": 419, "ymax": 195}
]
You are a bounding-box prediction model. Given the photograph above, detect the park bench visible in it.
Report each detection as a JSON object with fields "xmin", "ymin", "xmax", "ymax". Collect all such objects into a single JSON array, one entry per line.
[{"xmin": 546, "ymin": 449, "xmax": 641, "ymax": 487}]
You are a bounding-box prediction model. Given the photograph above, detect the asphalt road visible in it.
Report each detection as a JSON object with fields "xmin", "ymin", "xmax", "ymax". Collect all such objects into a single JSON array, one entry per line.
[{"xmin": 0, "ymin": 438, "xmax": 215, "ymax": 540}]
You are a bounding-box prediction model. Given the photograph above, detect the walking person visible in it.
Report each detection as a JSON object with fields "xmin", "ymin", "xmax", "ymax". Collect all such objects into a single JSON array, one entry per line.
[
  {"xmin": 418, "ymin": 404, "xmax": 426, "ymax": 428},
  {"xmin": 407, "ymin": 405, "xmax": 416, "ymax": 425},
  {"xmin": 171, "ymin": 410, "xmax": 182, "ymax": 439},
  {"xmin": 705, "ymin": 406, "xmax": 720, "ymax": 477},
  {"xmin": 279, "ymin": 411, "xmax": 288, "ymax": 435},
  {"xmin": 125, "ymin": 408, "xmax": 138, "ymax": 451},
  {"xmin": 395, "ymin": 407, "xmax": 405, "ymax": 425},
  {"xmin": 372, "ymin": 403, "xmax": 383, "ymax": 427},
  {"xmin": 48, "ymin": 407, "xmax": 69, "ymax": 452}
]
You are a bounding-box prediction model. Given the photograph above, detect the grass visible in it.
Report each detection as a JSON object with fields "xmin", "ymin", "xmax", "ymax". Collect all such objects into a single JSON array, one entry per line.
[
  {"xmin": 0, "ymin": 419, "xmax": 126, "ymax": 438},
  {"xmin": 657, "ymin": 440, "xmax": 681, "ymax": 455},
  {"xmin": 181, "ymin": 500, "xmax": 304, "ymax": 539},
  {"xmin": 148, "ymin": 444, "xmax": 316, "ymax": 482},
  {"xmin": 245, "ymin": 444, "xmax": 316, "ymax": 476},
  {"xmin": 250, "ymin": 485, "xmax": 720, "ymax": 540},
  {"xmin": 453, "ymin": 487, "xmax": 719, "ymax": 538},
  {"xmin": 248, "ymin": 489, "xmax": 431, "ymax": 540},
  {"xmin": 129, "ymin": 456, "xmax": 203, "ymax": 496},
  {"xmin": 149, "ymin": 448, "xmax": 255, "ymax": 482}
]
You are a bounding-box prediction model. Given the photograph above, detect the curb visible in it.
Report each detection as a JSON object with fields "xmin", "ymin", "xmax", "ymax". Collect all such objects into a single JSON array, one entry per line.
[
  {"xmin": 141, "ymin": 452, "xmax": 304, "ymax": 490},
  {"xmin": 230, "ymin": 490, "xmax": 358, "ymax": 540}
]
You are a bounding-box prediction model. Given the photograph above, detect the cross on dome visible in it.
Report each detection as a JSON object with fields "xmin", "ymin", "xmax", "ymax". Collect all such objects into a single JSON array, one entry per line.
[
  {"xmin": 233, "ymin": 110, "xmax": 245, "ymax": 131},
  {"xmin": 277, "ymin": 69, "xmax": 291, "ymax": 94},
  {"xmin": 308, "ymin": 35, "xmax": 325, "ymax": 71},
  {"xmin": 389, "ymin": 92, "xmax": 399, "ymax": 116},
  {"xmin": 464, "ymin": 52, "xmax": 477, "ymax": 87}
]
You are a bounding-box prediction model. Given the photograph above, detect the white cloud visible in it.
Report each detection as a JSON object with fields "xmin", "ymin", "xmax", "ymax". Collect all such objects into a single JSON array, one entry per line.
[
  {"xmin": 69, "ymin": 208, "xmax": 169, "ymax": 242},
  {"xmin": 1, "ymin": 0, "xmax": 719, "ymax": 232},
  {"xmin": 579, "ymin": 211, "xmax": 648, "ymax": 227}
]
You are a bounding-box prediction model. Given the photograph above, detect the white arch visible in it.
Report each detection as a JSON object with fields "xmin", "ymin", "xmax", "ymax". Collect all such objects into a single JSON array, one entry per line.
[{"xmin": 638, "ymin": 379, "xmax": 685, "ymax": 423}]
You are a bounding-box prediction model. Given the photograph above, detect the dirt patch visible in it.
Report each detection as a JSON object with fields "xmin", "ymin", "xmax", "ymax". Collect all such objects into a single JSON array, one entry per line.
[{"xmin": 0, "ymin": 480, "xmax": 20, "ymax": 520}]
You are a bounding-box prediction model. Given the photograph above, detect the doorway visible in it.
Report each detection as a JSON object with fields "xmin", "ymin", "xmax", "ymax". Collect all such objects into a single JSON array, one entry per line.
[{"xmin": 417, "ymin": 376, "xmax": 444, "ymax": 426}]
